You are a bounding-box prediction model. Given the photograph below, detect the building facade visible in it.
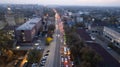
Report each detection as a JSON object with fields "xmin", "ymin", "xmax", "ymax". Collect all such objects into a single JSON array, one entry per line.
[
  {"xmin": 103, "ymin": 26, "xmax": 120, "ymax": 48},
  {"xmin": 87, "ymin": 22, "xmax": 108, "ymax": 36},
  {"xmin": 15, "ymin": 18, "xmax": 41, "ymax": 43}
]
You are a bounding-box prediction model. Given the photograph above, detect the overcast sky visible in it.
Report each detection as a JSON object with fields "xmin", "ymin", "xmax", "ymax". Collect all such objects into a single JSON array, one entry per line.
[{"xmin": 0, "ymin": 0, "xmax": 120, "ymax": 6}]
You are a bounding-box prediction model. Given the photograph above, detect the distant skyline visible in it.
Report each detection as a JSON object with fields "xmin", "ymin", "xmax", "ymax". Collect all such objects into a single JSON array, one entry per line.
[{"xmin": 0, "ymin": 0, "xmax": 120, "ymax": 7}]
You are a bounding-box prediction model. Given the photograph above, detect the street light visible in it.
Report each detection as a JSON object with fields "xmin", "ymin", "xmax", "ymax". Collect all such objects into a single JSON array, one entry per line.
[
  {"xmin": 34, "ymin": 43, "xmax": 39, "ymax": 46},
  {"xmin": 16, "ymin": 46, "xmax": 20, "ymax": 49},
  {"xmin": 8, "ymin": 7, "xmax": 11, "ymax": 10}
]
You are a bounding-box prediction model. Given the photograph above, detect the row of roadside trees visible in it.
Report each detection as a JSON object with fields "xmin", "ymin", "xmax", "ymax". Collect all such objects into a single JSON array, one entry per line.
[
  {"xmin": 45, "ymin": 24, "xmax": 55, "ymax": 45},
  {"xmin": 27, "ymin": 49, "xmax": 42, "ymax": 63},
  {"xmin": 64, "ymin": 24, "xmax": 102, "ymax": 67},
  {"xmin": 0, "ymin": 30, "xmax": 15, "ymax": 66},
  {"xmin": 26, "ymin": 24, "xmax": 55, "ymax": 65}
]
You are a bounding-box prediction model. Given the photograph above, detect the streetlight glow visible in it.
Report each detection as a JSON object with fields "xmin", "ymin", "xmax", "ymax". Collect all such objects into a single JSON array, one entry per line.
[
  {"xmin": 16, "ymin": 46, "xmax": 20, "ymax": 49},
  {"xmin": 35, "ymin": 43, "xmax": 39, "ymax": 46},
  {"xmin": 8, "ymin": 7, "xmax": 11, "ymax": 10}
]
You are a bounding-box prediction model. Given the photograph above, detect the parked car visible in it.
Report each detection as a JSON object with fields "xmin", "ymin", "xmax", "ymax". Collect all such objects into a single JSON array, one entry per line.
[
  {"xmin": 32, "ymin": 63, "xmax": 38, "ymax": 67},
  {"xmin": 46, "ymin": 50, "xmax": 50, "ymax": 53},
  {"xmin": 107, "ymin": 47, "xmax": 111, "ymax": 50}
]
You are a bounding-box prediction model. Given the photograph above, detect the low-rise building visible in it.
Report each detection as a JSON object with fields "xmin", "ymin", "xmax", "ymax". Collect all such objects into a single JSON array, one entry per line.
[
  {"xmin": 88, "ymin": 22, "xmax": 108, "ymax": 35},
  {"xmin": 15, "ymin": 18, "xmax": 41, "ymax": 43},
  {"xmin": 103, "ymin": 26, "xmax": 120, "ymax": 48}
]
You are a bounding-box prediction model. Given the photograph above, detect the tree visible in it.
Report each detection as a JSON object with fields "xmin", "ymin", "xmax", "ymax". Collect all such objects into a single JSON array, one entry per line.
[
  {"xmin": 0, "ymin": 30, "xmax": 15, "ymax": 64},
  {"xmin": 27, "ymin": 49, "xmax": 42, "ymax": 63},
  {"xmin": 64, "ymin": 22, "xmax": 102, "ymax": 66},
  {"xmin": 66, "ymin": 32, "xmax": 80, "ymax": 45},
  {"xmin": 109, "ymin": 16, "xmax": 118, "ymax": 24},
  {"xmin": 80, "ymin": 61, "xmax": 91, "ymax": 67},
  {"xmin": 48, "ymin": 24, "xmax": 55, "ymax": 31},
  {"xmin": 45, "ymin": 37, "xmax": 53, "ymax": 45},
  {"xmin": 43, "ymin": 8, "xmax": 55, "ymax": 17},
  {"xmin": 75, "ymin": 23, "xmax": 85, "ymax": 27},
  {"xmin": 70, "ymin": 45, "xmax": 78, "ymax": 57},
  {"xmin": 0, "ymin": 30, "xmax": 13, "ymax": 56},
  {"xmin": 5, "ymin": 49, "xmax": 14, "ymax": 62},
  {"xmin": 80, "ymin": 47, "xmax": 102, "ymax": 67},
  {"xmin": 0, "ymin": 30, "xmax": 13, "ymax": 48}
]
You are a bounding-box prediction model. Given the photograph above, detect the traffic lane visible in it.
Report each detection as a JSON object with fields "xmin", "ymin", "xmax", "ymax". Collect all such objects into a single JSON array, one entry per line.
[
  {"xmin": 63, "ymin": 55, "xmax": 70, "ymax": 67},
  {"xmin": 40, "ymin": 29, "xmax": 58, "ymax": 67},
  {"xmin": 61, "ymin": 48, "xmax": 68, "ymax": 67},
  {"xmin": 54, "ymin": 11, "xmax": 63, "ymax": 67},
  {"xmin": 53, "ymin": 31, "xmax": 61, "ymax": 67},
  {"xmin": 87, "ymin": 43, "xmax": 120, "ymax": 67},
  {"xmin": 60, "ymin": 45, "xmax": 73, "ymax": 67},
  {"xmin": 44, "ymin": 29, "xmax": 60, "ymax": 67}
]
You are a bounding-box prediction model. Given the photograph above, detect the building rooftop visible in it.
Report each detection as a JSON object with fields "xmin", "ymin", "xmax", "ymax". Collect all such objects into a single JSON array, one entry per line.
[
  {"xmin": 106, "ymin": 26, "xmax": 120, "ymax": 33},
  {"xmin": 16, "ymin": 18, "xmax": 41, "ymax": 30},
  {"xmin": 91, "ymin": 22, "xmax": 108, "ymax": 27},
  {"xmin": 111, "ymin": 27, "xmax": 120, "ymax": 33}
]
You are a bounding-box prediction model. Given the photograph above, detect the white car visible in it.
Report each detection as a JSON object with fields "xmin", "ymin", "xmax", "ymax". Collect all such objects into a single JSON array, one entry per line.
[
  {"xmin": 65, "ymin": 65, "xmax": 69, "ymax": 67},
  {"xmin": 107, "ymin": 47, "xmax": 111, "ymax": 50},
  {"xmin": 68, "ymin": 56, "xmax": 70, "ymax": 59},
  {"xmin": 58, "ymin": 34, "xmax": 60, "ymax": 37},
  {"xmin": 44, "ymin": 54, "xmax": 49, "ymax": 58},
  {"xmin": 32, "ymin": 63, "xmax": 38, "ymax": 67},
  {"xmin": 71, "ymin": 61, "xmax": 74, "ymax": 66},
  {"xmin": 61, "ymin": 39, "xmax": 63, "ymax": 43},
  {"xmin": 37, "ymin": 40, "xmax": 41, "ymax": 42},
  {"xmin": 61, "ymin": 57, "xmax": 64, "ymax": 62},
  {"xmin": 36, "ymin": 46, "xmax": 42, "ymax": 50}
]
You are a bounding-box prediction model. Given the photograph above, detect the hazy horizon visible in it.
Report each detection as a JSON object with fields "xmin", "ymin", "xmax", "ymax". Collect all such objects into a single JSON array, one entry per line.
[{"xmin": 0, "ymin": 0, "xmax": 120, "ymax": 7}]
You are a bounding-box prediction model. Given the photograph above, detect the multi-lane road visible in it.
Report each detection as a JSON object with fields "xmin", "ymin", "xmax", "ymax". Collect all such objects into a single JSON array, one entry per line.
[
  {"xmin": 41, "ymin": 9, "xmax": 73, "ymax": 67},
  {"xmin": 44, "ymin": 11, "xmax": 62, "ymax": 67}
]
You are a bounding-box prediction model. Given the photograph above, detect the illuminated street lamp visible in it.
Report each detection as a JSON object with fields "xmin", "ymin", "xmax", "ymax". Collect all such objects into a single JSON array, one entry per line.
[
  {"xmin": 8, "ymin": 7, "xmax": 11, "ymax": 11},
  {"xmin": 25, "ymin": 60, "xmax": 28, "ymax": 63},
  {"xmin": 34, "ymin": 43, "xmax": 39, "ymax": 46},
  {"xmin": 16, "ymin": 46, "xmax": 20, "ymax": 49}
]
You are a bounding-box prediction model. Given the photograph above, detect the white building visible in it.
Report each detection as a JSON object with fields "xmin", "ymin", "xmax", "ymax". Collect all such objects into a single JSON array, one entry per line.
[
  {"xmin": 103, "ymin": 26, "xmax": 120, "ymax": 48},
  {"xmin": 5, "ymin": 7, "xmax": 25, "ymax": 26}
]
